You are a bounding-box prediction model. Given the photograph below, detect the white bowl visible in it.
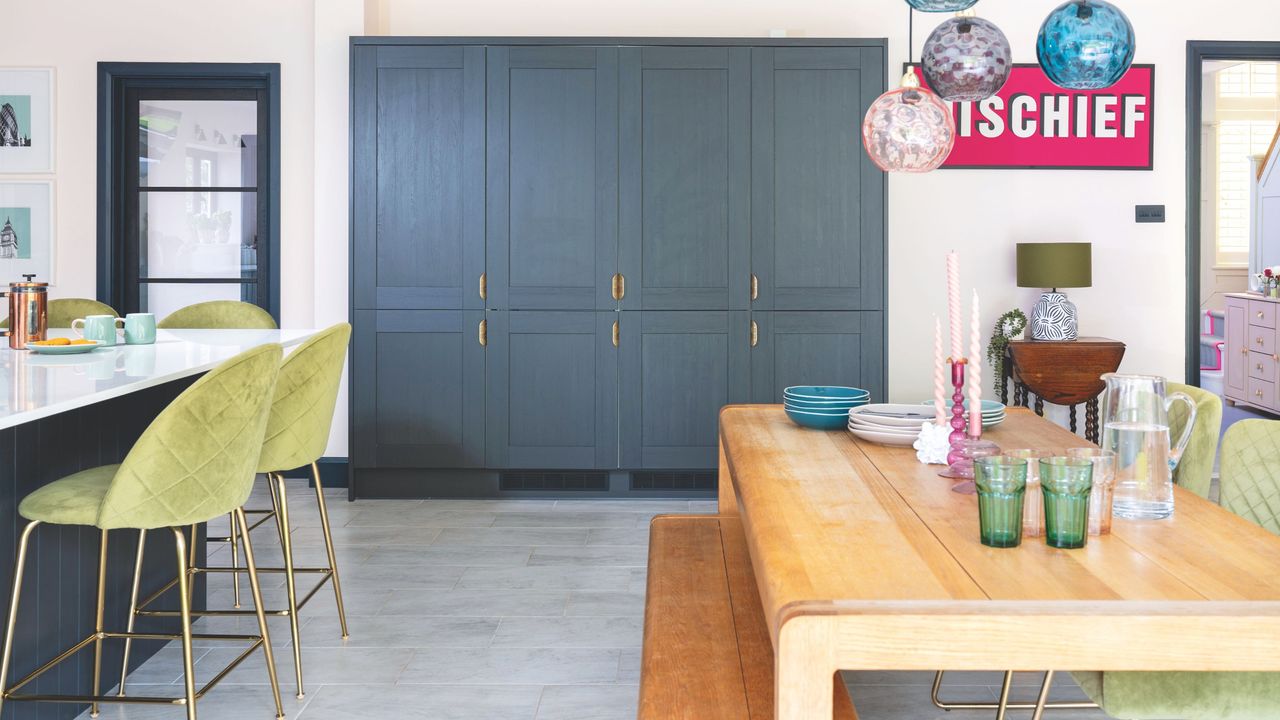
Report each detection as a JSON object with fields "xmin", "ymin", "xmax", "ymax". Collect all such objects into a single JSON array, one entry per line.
[
  {"xmin": 848, "ymin": 404, "xmax": 937, "ymax": 428},
  {"xmin": 848, "ymin": 426, "xmax": 919, "ymax": 447}
]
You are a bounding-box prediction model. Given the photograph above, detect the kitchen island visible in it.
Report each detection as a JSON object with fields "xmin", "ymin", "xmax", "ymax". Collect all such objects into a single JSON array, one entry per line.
[{"xmin": 0, "ymin": 329, "xmax": 316, "ymax": 720}]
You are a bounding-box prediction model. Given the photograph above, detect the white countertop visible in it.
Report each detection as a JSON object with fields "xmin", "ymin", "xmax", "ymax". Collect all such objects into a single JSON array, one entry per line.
[{"xmin": 0, "ymin": 329, "xmax": 318, "ymax": 431}]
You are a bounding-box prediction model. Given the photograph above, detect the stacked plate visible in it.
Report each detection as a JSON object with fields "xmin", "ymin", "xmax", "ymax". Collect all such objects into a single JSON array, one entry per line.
[
  {"xmin": 784, "ymin": 386, "xmax": 870, "ymax": 430},
  {"xmin": 921, "ymin": 399, "xmax": 1007, "ymax": 429},
  {"xmin": 847, "ymin": 404, "xmax": 937, "ymax": 446}
]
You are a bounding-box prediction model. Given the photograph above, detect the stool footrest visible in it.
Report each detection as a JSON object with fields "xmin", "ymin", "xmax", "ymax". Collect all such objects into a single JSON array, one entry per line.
[{"xmin": 137, "ymin": 571, "xmax": 332, "ymax": 619}]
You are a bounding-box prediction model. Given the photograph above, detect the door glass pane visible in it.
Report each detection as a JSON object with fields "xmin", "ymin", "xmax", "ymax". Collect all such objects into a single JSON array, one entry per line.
[
  {"xmin": 139, "ymin": 100, "xmax": 257, "ymax": 187},
  {"xmin": 141, "ymin": 282, "xmax": 256, "ymax": 319},
  {"xmin": 139, "ymin": 191, "xmax": 257, "ymax": 278}
]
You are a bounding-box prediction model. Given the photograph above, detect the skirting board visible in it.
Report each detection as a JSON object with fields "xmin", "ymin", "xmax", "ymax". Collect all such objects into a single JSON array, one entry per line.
[
  {"xmin": 351, "ymin": 468, "xmax": 717, "ymax": 500},
  {"xmin": 280, "ymin": 456, "xmax": 349, "ymax": 488}
]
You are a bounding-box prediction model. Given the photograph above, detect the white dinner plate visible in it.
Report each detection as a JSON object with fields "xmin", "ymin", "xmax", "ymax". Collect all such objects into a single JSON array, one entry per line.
[
  {"xmin": 847, "ymin": 421, "xmax": 920, "ymax": 438},
  {"xmin": 848, "ymin": 403, "xmax": 937, "ymax": 428},
  {"xmin": 847, "ymin": 425, "xmax": 919, "ymax": 446}
]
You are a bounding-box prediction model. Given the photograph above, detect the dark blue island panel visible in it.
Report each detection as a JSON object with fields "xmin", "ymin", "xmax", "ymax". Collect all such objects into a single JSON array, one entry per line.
[{"xmin": 0, "ymin": 376, "xmax": 205, "ymax": 720}]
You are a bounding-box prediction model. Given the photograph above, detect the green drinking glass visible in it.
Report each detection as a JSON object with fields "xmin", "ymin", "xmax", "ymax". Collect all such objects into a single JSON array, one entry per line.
[
  {"xmin": 1040, "ymin": 457, "xmax": 1094, "ymax": 549},
  {"xmin": 974, "ymin": 456, "xmax": 1028, "ymax": 548}
]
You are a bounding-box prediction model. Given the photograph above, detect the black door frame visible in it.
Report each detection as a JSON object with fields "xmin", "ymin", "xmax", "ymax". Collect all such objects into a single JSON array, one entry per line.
[
  {"xmin": 1186, "ymin": 41, "xmax": 1280, "ymax": 386},
  {"xmin": 97, "ymin": 62, "xmax": 281, "ymax": 321}
]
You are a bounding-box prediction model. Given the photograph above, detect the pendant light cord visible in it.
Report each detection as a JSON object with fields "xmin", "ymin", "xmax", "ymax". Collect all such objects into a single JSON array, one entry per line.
[{"xmin": 908, "ymin": 6, "xmax": 914, "ymax": 65}]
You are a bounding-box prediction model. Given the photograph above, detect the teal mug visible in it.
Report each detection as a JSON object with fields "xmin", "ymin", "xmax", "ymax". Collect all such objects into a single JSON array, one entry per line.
[
  {"xmin": 123, "ymin": 313, "xmax": 156, "ymax": 345},
  {"xmin": 71, "ymin": 315, "xmax": 123, "ymax": 346}
]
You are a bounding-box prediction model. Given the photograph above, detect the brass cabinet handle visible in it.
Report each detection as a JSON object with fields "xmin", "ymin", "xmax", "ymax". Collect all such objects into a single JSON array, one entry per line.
[
  {"xmin": 478, "ymin": 319, "xmax": 487, "ymax": 347},
  {"xmin": 611, "ymin": 273, "xmax": 625, "ymax": 301},
  {"xmin": 750, "ymin": 274, "xmax": 758, "ymax": 301},
  {"xmin": 750, "ymin": 320, "xmax": 758, "ymax": 348},
  {"xmin": 479, "ymin": 273, "xmax": 487, "ymax": 300},
  {"xmin": 612, "ymin": 320, "xmax": 619, "ymax": 348}
]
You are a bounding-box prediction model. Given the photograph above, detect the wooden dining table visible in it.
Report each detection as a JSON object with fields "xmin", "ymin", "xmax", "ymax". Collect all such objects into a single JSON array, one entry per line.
[{"xmin": 716, "ymin": 405, "xmax": 1280, "ymax": 720}]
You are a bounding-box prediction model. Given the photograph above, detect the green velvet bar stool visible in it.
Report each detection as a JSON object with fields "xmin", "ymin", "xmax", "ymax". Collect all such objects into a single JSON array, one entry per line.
[
  {"xmin": 158, "ymin": 301, "xmax": 277, "ymax": 330},
  {"xmin": 124, "ymin": 323, "xmax": 352, "ymax": 700},
  {"xmin": 1061, "ymin": 419, "xmax": 1280, "ymax": 720},
  {"xmin": 1167, "ymin": 381, "xmax": 1223, "ymax": 499},
  {"xmin": 0, "ymin": 297, "xmax": 119, "ymax": 329},
  {"xmin": 0, "ymin": 344, "xmax": 286, "ymax": 720}
]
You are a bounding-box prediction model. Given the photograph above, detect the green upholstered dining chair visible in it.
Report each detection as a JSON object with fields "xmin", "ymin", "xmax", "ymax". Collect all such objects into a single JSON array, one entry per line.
[
  {"xmin": 0, "ymin": 298, "xmax": 119, "ymax": 329},
  {"xmin": 158, "ymin": 301, "xmax": 277, "ymax": 330},
  {"xmin": 0, "ymin": 344, "xmax": 287, "ymax": 720},
  {"xmin": 1166, "ymin": 382, "xmax": 1223, "ymax": 499},
  {"xmin": 122, "ymin": 323, "xmax": 352, "ymax": 700},
  {"xmin": 1059, "ymin": 419, "xmax": 1280, "ymax": 720}
]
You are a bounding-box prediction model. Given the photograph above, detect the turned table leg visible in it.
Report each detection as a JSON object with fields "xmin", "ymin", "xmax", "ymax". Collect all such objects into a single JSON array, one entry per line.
[
  {"xmin": 1069, "ymin": 404, "xmax": 1078, "ymax": 435},
  {"xmin": 1086, "ymin": 398, "xmax": 1100, "ymax": 444},
  {"xmin": 1034, "ymin": 395, "xmax": 1045, "ymax": 416}
]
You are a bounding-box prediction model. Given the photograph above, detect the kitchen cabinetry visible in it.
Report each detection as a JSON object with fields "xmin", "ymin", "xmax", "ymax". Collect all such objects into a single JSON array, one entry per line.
[
  {"xmin": 1225, "ymin": 293, "xmax": 1280, "ymax": 413},
  {"xmin": 350, "ymin": 38, "xmax": 886, "ymax": 496}
]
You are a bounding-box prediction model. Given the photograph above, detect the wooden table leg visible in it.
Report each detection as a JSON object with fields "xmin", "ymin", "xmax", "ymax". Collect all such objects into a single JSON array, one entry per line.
[
  {"xmin": 1069, "ymin": 404, "xmax": 1078, "ymax": 435},
  {"xmin": 776, "ymin": 617, "xmax": 837, "ymax": 720},
  {"xmin": 1086, "ymin": 399, "xmax": 1100, "ymax": 444},
  {"xmin": 1034, "ymin": 395, "xmax": 1045, "ymax": 416}
]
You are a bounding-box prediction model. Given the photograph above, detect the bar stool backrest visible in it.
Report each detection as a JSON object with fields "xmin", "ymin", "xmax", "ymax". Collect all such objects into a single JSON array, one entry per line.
[
  {"xmin": 97, "ymin": 343, "xmax": 283, "ymax": 529},
  {"xmin": 256, "ymin": 323, "xmax": 351, "ymax": 474},
  {"xmin": 157, "ymin": 300, "xmax": 277, "ymax": 329}
]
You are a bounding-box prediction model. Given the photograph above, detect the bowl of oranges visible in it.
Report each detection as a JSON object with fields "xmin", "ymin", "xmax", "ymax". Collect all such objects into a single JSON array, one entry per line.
[{"xmin": 26, "ymin": 337, "xmax": 103, "ymax": 355}]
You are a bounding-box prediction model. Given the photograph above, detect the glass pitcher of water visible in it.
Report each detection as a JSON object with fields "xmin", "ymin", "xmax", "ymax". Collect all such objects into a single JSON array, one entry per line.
[{"xmin": 1099, "ymin": 374, "xmax": 1197, "ymax": 520}]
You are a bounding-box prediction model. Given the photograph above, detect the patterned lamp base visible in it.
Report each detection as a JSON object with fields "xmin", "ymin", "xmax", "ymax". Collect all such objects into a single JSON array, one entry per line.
[{"xmin": 1031, "ymin": 291, "xmax": 1078, "ymax": 341}]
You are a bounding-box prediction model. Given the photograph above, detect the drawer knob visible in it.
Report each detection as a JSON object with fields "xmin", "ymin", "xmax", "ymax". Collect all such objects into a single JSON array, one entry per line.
[
  {"xmin": 1258, "ymin": 363, "xmax": 1264, "ymax": 371},
  {"xmin": 1257, "ymin": 390, "xmax": 1265, "ymax": 398},
  {"xmin": 1260, "ymin": 311, "xmax": 1266, "ymax": 318},
  {"xmin": 1258, "ymin": 337, "xmax": 1265, "ymax": 345}
]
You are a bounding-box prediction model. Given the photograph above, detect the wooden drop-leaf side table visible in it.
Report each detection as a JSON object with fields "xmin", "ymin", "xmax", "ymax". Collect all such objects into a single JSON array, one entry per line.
[{"xmin": 1001, "ymin": 337, "xmax": 1126, "ymax": 443}]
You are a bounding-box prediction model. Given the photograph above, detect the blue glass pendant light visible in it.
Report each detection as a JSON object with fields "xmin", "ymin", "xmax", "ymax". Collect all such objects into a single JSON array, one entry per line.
[
  {"xmin": 906, "ymin": 0, "xmax": 979, "ymax": 11},
  {"xmin": 1036, "ymin": 0, "xmax": 1135, "ymax": 89}
]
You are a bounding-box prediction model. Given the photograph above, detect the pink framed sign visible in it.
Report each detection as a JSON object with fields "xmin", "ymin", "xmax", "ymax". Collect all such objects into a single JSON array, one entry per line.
[{"xmin": 911, "ymin": 64, "xmax": 1155, "ymax": 170}]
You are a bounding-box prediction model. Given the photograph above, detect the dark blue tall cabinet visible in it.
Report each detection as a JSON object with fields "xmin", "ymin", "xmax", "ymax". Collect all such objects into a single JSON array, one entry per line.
[{"xmin": 350, "ymin": 37, "xmax": 886, "ymax": 498}]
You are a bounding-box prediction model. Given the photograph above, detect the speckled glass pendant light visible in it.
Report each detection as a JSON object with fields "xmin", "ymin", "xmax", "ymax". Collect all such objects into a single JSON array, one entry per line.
[
  {"xmin": 1036, "ymin": 0, "xmax": 1135, "ymax": 90},
  {"xmin": 906, "ymin": 0, "xmax": 979, "ymax": 11},
  {"xmin": 863, "ymin": 7, "xmax": 957, "ymax": 173},
  {"xmin": 921, "ymin": 13, "xmax": 1012, "ymax": 102}
]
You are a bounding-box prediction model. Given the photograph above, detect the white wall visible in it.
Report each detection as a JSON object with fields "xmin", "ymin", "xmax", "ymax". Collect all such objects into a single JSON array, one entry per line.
[{"xmin": 9, "ymin": 0, "xmax": 1280, "ymax": 458}]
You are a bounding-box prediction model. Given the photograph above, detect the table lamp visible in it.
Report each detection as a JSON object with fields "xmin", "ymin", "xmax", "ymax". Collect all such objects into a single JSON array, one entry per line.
[{"xmin": 1016, "ymin": 242, "xmax": 1092, "ymax": 341}]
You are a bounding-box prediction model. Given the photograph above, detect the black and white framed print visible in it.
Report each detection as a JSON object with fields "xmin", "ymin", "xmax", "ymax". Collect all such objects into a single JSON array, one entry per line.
[
  {"xmin": 0, "ymin": 182, "xmax": 54, "ymax": 282},
  {"xmin": 0, "ymin": 68, "xmax": 54, "ymax": 174}
]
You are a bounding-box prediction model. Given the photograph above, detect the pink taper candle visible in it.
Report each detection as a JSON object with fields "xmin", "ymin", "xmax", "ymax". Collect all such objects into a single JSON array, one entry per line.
[
  {"xmin": 946, "ymin": 252, "xmax": 962, "ymax": 360},
  {"xmin": 968, "ymin": 289, "xmax": 982, "ymax": 437},
  {"xmin": 933, "ymin": 316, "xmax": 947, "ymax": 426}
]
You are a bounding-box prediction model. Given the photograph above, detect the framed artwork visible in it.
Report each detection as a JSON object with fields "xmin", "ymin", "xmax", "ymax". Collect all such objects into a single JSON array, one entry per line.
[
  {"xmin": 0, "ymin": 182, "xmax": 54, "ymax": 282},
  {"xmin": 0, "ymin": 68, "xmax": 54, "ymax": 173}
]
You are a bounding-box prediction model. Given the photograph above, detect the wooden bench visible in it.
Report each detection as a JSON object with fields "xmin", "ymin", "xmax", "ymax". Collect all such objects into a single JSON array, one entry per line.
[{"xmin": 638, "ymin": 514, "xmax": 859, "ymax": 719}]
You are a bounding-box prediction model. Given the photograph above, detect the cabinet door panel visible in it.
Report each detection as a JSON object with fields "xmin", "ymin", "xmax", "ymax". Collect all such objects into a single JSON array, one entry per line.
[
  {"xmin": 486, "ymin": 312, "xmax": 618, "ymax": 468},
  {"xmin": 752, "ymin": 47, "xmax": 885, "ymax": 311},
  {"xmin": 620, "ymin": 311, "xmax": 749, "ymax": 469},
  {"xmin": 619, "ymin": 47, "xmax": 749, "ymax": 310},
  {"xmin": 1225, "ymin": 298, "xmax": 1248, "ymax": 400},
  {"xmin": 750, "ymin": 311, "xmax": 885, "ymax": 404},
  {"xmin": 487, "ymin": 46, "xmax": 618, "ymax": 310},
  {"xmin": 352, "ymin": 309, "xmax": 485, "ymax": 468},
  {"xmin": 352, "ymin": 45, "xmax": 484, "ymax": 310}
]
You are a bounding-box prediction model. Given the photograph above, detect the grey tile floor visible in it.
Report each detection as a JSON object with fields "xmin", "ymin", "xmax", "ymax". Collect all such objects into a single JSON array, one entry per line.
[{"xmin": 81, "ymin": 481, "xmax": 1112, "ymax": 719}]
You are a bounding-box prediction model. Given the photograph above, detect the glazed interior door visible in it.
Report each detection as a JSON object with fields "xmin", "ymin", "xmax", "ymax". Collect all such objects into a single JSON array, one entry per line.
[
  {"xmin": 618, "ymin": 46, "xmax": 750, "ymax": 311},
  {"xmin": 751, "ymin": 47, "xmax": 885, "ymax": 311},
  {"xmin": 486, "ymin": 46, "xmax": 618, "ymax": 310}
]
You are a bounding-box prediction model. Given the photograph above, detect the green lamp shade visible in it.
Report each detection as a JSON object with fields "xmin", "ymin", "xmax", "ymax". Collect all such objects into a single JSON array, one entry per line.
[{"xmin": 1016, "ymin": 242, "xmax": 1092, "ymax": 289}]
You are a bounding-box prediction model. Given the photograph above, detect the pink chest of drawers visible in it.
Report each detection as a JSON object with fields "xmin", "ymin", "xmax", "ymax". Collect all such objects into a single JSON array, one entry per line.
[{"xmin": 1225, "ymin": 292, "xmax": 1280, "ymax": 412}]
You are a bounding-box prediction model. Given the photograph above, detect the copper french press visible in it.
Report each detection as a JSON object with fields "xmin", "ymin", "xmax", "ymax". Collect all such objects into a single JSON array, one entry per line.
[{"xmin": 1, "ymin": 274, "xmax": 48, "ymax": 349}]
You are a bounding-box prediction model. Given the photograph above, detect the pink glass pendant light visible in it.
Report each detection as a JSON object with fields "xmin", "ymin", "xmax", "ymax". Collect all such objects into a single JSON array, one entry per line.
[{"xmin": 861, "ymin": 68, "xmax": 956, "ymax": 173}]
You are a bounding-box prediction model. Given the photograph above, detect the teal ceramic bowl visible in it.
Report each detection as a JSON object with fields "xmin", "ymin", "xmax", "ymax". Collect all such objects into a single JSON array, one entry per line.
[
  {"xmin": 783, "ymin": 397, "xmax": 869, "ymax": 412},
  {"xmin": 784, "ymin": 386, "xmax": 871, "ymax": 402},
  {"xmin": 785, "ymin": 407, "xmax": 852, "ymax": 430}
]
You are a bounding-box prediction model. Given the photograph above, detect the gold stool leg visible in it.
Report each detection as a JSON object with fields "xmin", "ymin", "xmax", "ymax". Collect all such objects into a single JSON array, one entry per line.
[
  {"xmin": 0, "ymin": 521, "xmax": 40, "ymax": 718},
  {"xmin": 236, "ymin": 507, "xmax": 286, "ymax": 720},
  {"xmin": 311, "ymin": 462, "xmax": 349, "ymax": 639},
  {"xmin": 993, "ymin": 670, "xmax": 1015, "ymax": 720},
  {"xmin": 228, "ymin": 513, "xmax": 242, "ymax": 609},
  {"xmin": 119, "ymin": 528, "xmax": 147, "ymax": 697},
  {"xmin": 171, "ymin": 527, "xmax": 198, "ymax": 720},
  {"xmin": 90, "ymin": 529, "xmax": 109, "ymax": 717},
  {"xmin": 1031, "ymin": 670, "xmax": 1056, "ymax": 720},
  {"xmin": 273, "ymin": 473, "xmax": 306, "ymax": 698}
]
